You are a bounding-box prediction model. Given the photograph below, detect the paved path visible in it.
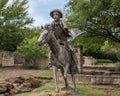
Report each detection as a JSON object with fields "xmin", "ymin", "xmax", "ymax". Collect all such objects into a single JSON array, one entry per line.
[{"xmin": 0, "ymin": 67, "xmax": 41, "ymax": 80}]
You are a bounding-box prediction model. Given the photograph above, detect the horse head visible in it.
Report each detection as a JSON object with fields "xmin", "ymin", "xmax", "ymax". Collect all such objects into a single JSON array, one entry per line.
[{"xmin": 38, "ymin": 28, "xmax": 49, "ymax": 46}]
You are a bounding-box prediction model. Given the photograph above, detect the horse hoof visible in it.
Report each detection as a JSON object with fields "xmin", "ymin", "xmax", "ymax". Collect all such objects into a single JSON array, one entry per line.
[
  {"xmin": 74, "ymin": 88, "xmax": 77, "ymax": 92},
  {"xmin": 61, "ymin": 86, "xmax": 72, "ymax": 91},
  {"xmin": 61, "ymin": 86, "xmax": 76, "ymax": 95},
  {"xmin": 61, "ymin": 87, "xmax": 66, "ymax": 91},
  {"xmin": 55, "ymin": 90, "xmax": 59, "ymax": 93}
]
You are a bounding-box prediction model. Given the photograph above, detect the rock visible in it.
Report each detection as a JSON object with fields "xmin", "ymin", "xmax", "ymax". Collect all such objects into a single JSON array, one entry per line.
[
  {"xmin": 24, "ymin": 78, "xmax": 42, "ymax": 88},
  {"xmin": 48, "ymin": 94, "xmax": 53, "ymax": 96},
  {"xmin": 31, "ymin": 79, "xmax": 42, "ymax": 88},
  {"xmin": 6, "ymin": 78, "xmax": 16, "ymax": 84},
  {"xmin": 104, "ymin": 71, "xmax": 111, "ymax": 75},
  {"xmin": 6, "ymin": 83, "xmax": 14, "ymax": 92},
  {"xmin": 0, "ymin": 82, "xmax": 14, "ymax": 95},
  {"xmin": 10, "ymin": 88, "xmax": 19, "ymax": 95},
  {"xmin": 14, "ymin": 77, "xmax": 25, "ymax": 84},
  {"xmin": 18, "ymin": 87, "xmax": 32, "ymax": 93},
  {"xmin": 0, "ymin": 83, "xmax": 7, "ymax": 93},
  {"xmin": 0, "ymin": 76, "xmax": 45, "ymax": 95},
  {"xmin": 4, "ymin": 92, "xmax": 10, "ymax": 96},
  {"xmin": 0, "ymin": 87, "xmax": 7, "ymax": 93},
  {"xmin": 22, "ymin": 82, "xmax": 32, "ymax": 88},
  {"xmin": 0, "ymin": 94, "xmax": 5, "ymax": 96},
  {"xmin": 55, "ymin": 91, "xmax": 68, "ymax": 96},
  {"xmin": 13, "ymin": 83, "xmax": 20, "ymax": 88}
]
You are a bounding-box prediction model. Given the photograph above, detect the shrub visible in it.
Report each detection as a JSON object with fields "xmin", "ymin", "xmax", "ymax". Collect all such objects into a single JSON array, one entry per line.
[
  {"xmin": 22, "ymin": 63, "xmax": 38, "ymax": 69},
  {"xmin": 115, "ymin": 62, "xmax": 120, "ymax": 71},
  {"xmin": 93, "ymin": 59, "xmax": 113, "ymax": 65}
]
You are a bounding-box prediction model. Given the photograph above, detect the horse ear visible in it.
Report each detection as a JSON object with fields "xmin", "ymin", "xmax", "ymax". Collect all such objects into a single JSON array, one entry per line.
[{"xmin": 41, "ymin": 25, "xmax": 43, "ymax": 29}]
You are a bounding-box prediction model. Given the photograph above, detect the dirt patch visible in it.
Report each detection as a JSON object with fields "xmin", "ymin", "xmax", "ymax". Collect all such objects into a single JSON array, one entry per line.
[{"xmin": 0, "ymin": 67, "xmax": 44, "ymax": 80}]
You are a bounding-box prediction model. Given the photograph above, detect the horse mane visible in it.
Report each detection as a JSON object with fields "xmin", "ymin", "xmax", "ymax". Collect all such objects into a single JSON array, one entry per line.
[{"xmin": 47, "ymin": 31, "xmax": 60, "ymax": 57}]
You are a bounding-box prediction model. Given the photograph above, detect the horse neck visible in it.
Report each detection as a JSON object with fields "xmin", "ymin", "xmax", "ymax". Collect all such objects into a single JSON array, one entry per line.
[{"xmin": 48, "ymin": 34, "xmax": 60, "ymax": 55}]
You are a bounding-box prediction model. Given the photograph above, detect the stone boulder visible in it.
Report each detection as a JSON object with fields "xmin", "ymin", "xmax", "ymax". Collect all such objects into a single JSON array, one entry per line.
[
  {"xmin": 0, "ymin": 83, "xmax": 7, "ymax": 93},
  {"xmin": 0, "ymin": 83, "xmax": 14, "ymax": 94},
  {"xmin": 55, "ymin": 91, "xmax": 68, "ymax": 96},
  {"xmin": 0, "ymin": 76, "xmax": 45, "ymax": 95}
]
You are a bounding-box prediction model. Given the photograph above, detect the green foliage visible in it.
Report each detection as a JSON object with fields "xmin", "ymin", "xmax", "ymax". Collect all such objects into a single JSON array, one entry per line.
[
  {"xmin": 93, "ymin": 59, "xmax": 113, "ymax": 65},
  {"xmin": 115, "ymin": 62, "xmax": 120, "ymax": 71},
  {"xmin": 22, "ymin": 63, "xmax": 38, "ymax": 69},
  {"xmin": 0, "ymin": 32, "xmax": 23, "ymax": 51},
  {"xmin": 66, "ymin": 0, "xmax": 120, "ymax": 43},
  {"xmin": 65, "ymin": 0, "xmax": 120, "ymax": 56},
  {"xmin": 16, "ymin": 27, "xmax": 48, "ymax": 65},
  {"xmin": 116, "ymin": 49, "xmax": 120, "ymax": 61},
  {"xmin": 17, "ymin": 37, "xmax": 47, "ymax": 59},
  {"xmin": 0, "ymin": 0, "xmax": 33, "ymax": 51}
]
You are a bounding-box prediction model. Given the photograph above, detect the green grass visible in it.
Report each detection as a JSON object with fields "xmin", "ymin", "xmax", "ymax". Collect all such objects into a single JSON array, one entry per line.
[
  {"xmin": 33, "ymin": 83, "xmax": 55, "ymax": 92},
  {"xmin": 15, "ymin": 94, "xmax": 24, "ymax": 96},
  {"xmin": 77, "ymin": 85, "xmax": 105, "ymax": 96},
  {"xmin": 33, "ymin": 81, "xmax": 104, "ymax": 96},
  {"xmin": 33, "ymin": 71, "xmax": 53, "ymax": 78},
  {"xmin": 15, "ymin": 83, "xmax": 107, "ymax": 96},
  {"xmin": 30, "ymin": 70, "xmax": 61, "ymax": 78},
  {"xmin": 93, "ymin": 59, "xmax": 113, "ymax": 65},
  {"xmin": 15, "ymin": 83, "xmax": 120, "ymax": 96},
  {"xmin": 15, "ymin": 70, "xmax": 120, "ymax": 96}
]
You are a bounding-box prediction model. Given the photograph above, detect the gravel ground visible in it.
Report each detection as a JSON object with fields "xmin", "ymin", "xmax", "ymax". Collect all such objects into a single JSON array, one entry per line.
[{"xmin": 0, "ymin": 67, "xmax": 41, "ymax": 80}]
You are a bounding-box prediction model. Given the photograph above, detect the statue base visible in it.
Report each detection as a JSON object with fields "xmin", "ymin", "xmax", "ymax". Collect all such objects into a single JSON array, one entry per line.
[{"xmin": 61, "ymin": 86, "xmax": 76, "ymax": 95}]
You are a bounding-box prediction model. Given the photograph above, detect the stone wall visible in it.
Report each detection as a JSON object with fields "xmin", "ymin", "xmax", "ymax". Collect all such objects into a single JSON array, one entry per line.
[
  {"xmin": 14, "ymin": 54, "xmax": 25, "ymax": 64},
  {"xmin": 58, "ymin": 74, "xmax": 120, "ymax": 85},
  {"xmin": 0, "ymin": 51, "xmax": 14, "ymax": 67},
  {"xmin": 83, "ymin": 56, "xmax": 93, "ymax": 66},
  {"xmin": 0, "ymin": 52, "xmax": 2, "ymax": 67},
  {"xmin": 35, "ymin": 57, "xmax": 50, "ymax": 68},
  {"xmin": 74, "ymin": 46, "xmax": 84, "ymax": 73}
]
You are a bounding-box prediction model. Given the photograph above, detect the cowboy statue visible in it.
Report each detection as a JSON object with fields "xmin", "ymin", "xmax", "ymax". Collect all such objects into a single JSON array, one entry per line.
[
  {"xmin": 38, "ymin": 9, "xmax": 81, "ymax": 92},
  {"xmin": 46, "ymin": 9, "xmax": 79, "ymax": 73}
]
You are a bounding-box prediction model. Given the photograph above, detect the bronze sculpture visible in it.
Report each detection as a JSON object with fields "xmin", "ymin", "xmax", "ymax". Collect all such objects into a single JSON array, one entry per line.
[{"xmin": 38, "ymin": 9, "xmax": 79, "ymax": 92}]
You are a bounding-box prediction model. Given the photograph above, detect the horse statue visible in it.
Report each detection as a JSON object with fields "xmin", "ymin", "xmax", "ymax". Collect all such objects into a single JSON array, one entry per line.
[{"xmin": 37, "ymin": 27, "xmax": 78, "ymax": 92}]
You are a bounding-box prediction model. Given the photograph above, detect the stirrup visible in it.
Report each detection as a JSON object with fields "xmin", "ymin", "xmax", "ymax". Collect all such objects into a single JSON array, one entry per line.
[{"xmin": 47, "ymin": 63, "xmax": 52, "ymax": 68}]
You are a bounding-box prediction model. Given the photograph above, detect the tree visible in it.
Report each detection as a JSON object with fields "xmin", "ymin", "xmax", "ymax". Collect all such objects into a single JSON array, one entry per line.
[
  {"xmin": 16, "ymin": 27, "xmax": 48, "ymax": 65},
  {"xmin": 0, "ymin": 0, "xmax": 33, "ymax": 51},
  {"xmin": 65, "ymin": 0, "xmax": 120, "ymax": 58},
  {"xmin": 65, "ymin": 0, "xmax": 120, "ymax": 44}
]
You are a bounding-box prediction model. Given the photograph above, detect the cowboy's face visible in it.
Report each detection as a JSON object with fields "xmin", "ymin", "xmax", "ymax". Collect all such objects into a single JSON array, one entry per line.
[{"xmin": 53, "ymin": 11, "xmax": 60, "ymax": 21}]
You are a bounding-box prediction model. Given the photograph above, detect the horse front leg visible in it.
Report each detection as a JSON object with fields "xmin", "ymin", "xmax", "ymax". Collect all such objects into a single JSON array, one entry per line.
[
  {"xmin": 71, "ymin": 72, "xmax": 77, "ymax": 92},
  {"xmin": 53, "ymin": 66, "xmax": 59, "ymax": 92},
  {"xmin": 64, "ymin": 63, "xmax": 69, "ymax": 88},
  {"xmin": 60, "ymin": 68, "xmax": 68, "ymax": 89},
  {"xmin": 61, "ymin": 63, "xmax": 69, "ymax": 91}
]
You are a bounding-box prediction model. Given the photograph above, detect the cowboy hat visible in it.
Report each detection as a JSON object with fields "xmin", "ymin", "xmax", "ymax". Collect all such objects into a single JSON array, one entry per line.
[{"xmin": 50, "ymin": 9, "xmax": 63, "ymax": 18}]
